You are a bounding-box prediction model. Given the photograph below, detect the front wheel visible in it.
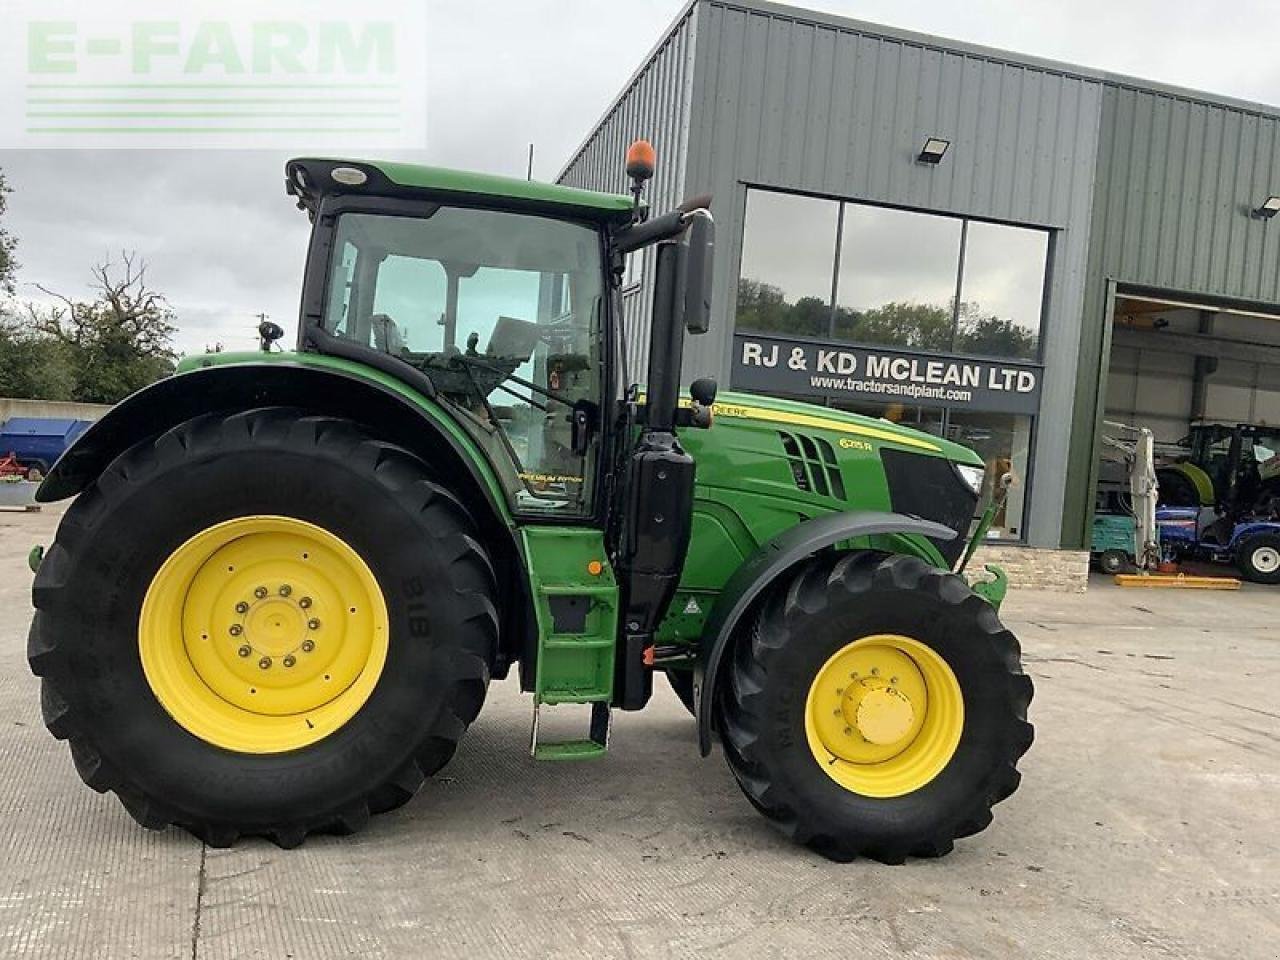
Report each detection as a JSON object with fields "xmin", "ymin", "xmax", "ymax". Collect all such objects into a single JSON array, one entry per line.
[
  {"xmin": 716, "ymin": 552, "xmax": 1033, "ymax": 863},
  {"xmin": 1096, "ymin": 549, "xmax": 1130, "ymax": 575},
  {"xmin": 1236, "ymin": 533, "xmax": 1280, "ymax": 584},
  {"xmin": 30, "ymin": 408, "xmax": 499, "ymax": 847}
]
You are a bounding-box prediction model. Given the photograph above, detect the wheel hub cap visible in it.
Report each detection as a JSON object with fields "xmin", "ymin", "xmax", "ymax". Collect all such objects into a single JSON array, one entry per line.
[
  {"xmin": 853, "ymin": 686, "xmax": 915, "ymax": 745},
  {"xmin": 1252, "ymin": 546, "xmax": 1280, "ymax": 574},
  {"xmin": 139, "ymin": 516, "xmax": 389, "ymax": 753},
  {"xmin": 804, "ymin": 634, "xmax": 964, "ymax": 797}
]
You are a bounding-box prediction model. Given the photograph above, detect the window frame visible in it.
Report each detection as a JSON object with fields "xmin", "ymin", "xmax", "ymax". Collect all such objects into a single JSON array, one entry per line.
[
  {"xmin": 734, "ymin": 183, "xmax": 1052, "ymax": 365},
  {"xmin": 299, "ymin": 192, "xmax": 619, "ymax": 528}
]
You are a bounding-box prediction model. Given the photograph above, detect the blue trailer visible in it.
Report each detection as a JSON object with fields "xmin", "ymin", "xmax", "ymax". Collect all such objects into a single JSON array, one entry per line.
[{"xmin": 0, "ymin": 418, "xmax": 93, "ymax": 476}]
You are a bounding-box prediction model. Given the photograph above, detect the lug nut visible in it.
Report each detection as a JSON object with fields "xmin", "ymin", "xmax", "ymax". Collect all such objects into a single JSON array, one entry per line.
[
  {"xmin": 279, "ymin": 584, "xmax": 292, "ymax": 597},
  {"xmin": 237, "ymin": 645, "xmax": 251, "ymax": 658},
  {"xmin": 301, "ymin": 639, "xmax": 315, "ymax": 653},
  {"xmin": 254, "ymin": 586, "xmax": 268, "ymax": 599},
  {"xmin": 299, "ymin": 597, "xmax": 312, "ymax": 609},
  {"xmin": 283, "ymin": 655, "xmax": 296, "ymax": 668},
  {"xmin": 235, "ymin": 601, "xmax": 249, "ymax": 614},
  {"xmin": 890, "ymin": 676, "xmax": 898, "ymax": 685},
  {"xmin": 843, "ymin": 726, "xmax": 853, "ymax": 735},
  {"xmin": 307, "ymin": 618, "xmax": 321, "ymax": 631},
  {"xmin": 258, "ymin": 657, "xmax": 272, "ymax": 670},
  {"xmin": 871, "ymin": 667, "xmax": 880, "ymax": 676},
  {"xmin": 229, "ymin": 624, "xmax": 243, "ymax": 637}
]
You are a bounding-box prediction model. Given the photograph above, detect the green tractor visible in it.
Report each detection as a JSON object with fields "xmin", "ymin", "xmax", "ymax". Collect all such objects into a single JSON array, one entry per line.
[{"xmin": 28, "ymin": 145, "xmax": 1032, "ymax": 862}]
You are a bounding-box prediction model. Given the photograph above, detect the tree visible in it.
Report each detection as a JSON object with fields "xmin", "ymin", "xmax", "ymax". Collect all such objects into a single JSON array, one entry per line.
[
  {"xmin": 30, "ymin": 252, "xmax": 177, "ymax": 403},
  {"xmin": 736, "ymin": 278, "xmax": 833, "ymax": 338},
  {"xmin": 836, "ymin": 301, "xmax": 954, "ymax": 352},
  {"xmin": 0, "ymin": 169, "xmax": 17, "ymax": 295},
  {"xmin": 0, "ymin": 310, "xmax": 74, "ymax": 400},
  {"xmin": 955, "ymin": 305, "xmax": 1038, "ymax": 359},
  {"xmin": 736, "ymin": 278, "xmax": 1039, "ymax": 362}
]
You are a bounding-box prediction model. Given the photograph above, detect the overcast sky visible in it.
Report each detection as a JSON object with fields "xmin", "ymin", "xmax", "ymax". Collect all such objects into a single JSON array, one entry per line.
[{"xmin": 2, "ymin": 0, "xmax": 1279, "ymax": 355}]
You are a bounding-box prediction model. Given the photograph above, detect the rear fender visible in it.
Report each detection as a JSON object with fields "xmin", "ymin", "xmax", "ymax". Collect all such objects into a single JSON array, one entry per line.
[
  {"xmin": 36, "ymin": 361, "xmax": 531, "ymax": 675},
  {"xmin": 693, "ymin": 510, "xmax": 956, "ymax": 756}
]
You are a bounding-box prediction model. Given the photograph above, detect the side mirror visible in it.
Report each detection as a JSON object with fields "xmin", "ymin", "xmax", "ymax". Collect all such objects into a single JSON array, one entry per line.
[
  {"xmin": 684, "ymin": 377, "xmax": 718, "ymax": 428},
  {"xmin": 690, "ymin": 377, "xmax": 717, "ymax": 406},
  {"xmin": 676, "ymin": 210, "xmax": 714, "ymax": 335}
]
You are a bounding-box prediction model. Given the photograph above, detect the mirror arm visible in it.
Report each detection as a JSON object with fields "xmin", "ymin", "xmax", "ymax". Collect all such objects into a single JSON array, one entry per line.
[{"xmin": 614, "ymin": 209, "xmax": 686, "ymax": 255}]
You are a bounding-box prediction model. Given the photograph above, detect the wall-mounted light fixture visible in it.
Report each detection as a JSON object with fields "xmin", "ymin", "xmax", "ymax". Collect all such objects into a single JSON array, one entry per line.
[
  {"xmin": 1254, "ymin": 195, "xmax": 1280, "ymax": 219},
  {"xmin": 917, "ymin": 137, "xmax": 950, "ymax": 164}
]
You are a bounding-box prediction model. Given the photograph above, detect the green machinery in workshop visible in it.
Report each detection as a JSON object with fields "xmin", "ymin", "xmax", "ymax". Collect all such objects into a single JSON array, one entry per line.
[{"xmin": 27, "ymin": 141, "xmax": 1031, "ymax": 862}]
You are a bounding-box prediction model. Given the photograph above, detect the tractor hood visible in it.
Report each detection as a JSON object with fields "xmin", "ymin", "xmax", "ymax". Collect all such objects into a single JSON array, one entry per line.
[
  {"xmin": 701, "ymin": 391, "xmax": 983, "ymax": 466},
  {"xmin": 681, "ymin": 391, "xmax": 986, "ymax": 567}
]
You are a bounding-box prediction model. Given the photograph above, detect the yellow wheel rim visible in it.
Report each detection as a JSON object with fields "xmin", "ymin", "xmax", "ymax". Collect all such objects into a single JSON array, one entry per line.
[
  {"xmin": 804, "ymin": 634, "xmax": 963, "ymax": 798},
  {"xmin": 139, "ymin": 516, "xmax": 389, "ymax": 754}
]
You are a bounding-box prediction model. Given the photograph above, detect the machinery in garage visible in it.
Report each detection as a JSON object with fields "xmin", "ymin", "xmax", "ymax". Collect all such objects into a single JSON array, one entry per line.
[
  {"xmin": 1153, "ymin": 423, "xmax": 1280, "ymax": 584},
  {"xmin": 1103, "ymin": 298, "xmax": 1280, "ymax": 583},
  {"xmin": 1091, "ymin": 422, "xmax": 1160, "ymax": 574},
  {"xmin": 1156, "ymin": 423, "xmax": 1280, "ymax": 514}
]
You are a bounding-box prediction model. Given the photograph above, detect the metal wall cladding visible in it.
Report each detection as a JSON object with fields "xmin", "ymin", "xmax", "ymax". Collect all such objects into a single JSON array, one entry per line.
[
  {"xmin": 688, "ymin": 1, "xmax": 1102, "ymax": 226},
  {"xmin": 557, "ymin": 6, "xmax": 697, "ymax": 385},
  {"xmin": 1090, "ymin": 88, "xmax": 1280, "ymax": 303}
]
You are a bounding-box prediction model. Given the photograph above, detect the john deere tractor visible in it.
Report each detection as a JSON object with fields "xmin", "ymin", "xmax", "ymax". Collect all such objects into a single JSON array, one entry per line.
[{"xmin": 27, "ymin": 144, "xmax": 1032, "ymax": 862}]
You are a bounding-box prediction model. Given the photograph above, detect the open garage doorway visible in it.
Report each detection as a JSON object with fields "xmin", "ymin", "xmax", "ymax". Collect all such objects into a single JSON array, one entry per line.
[{"xmin": 1093, "ymin": 288, "xmax": 1280, "ymax": 581}]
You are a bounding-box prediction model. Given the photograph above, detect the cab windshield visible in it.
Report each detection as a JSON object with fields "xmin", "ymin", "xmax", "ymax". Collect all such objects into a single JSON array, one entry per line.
[{"xmin": 322, "ymin": 207, "xmax": 606, "ymax": 514}]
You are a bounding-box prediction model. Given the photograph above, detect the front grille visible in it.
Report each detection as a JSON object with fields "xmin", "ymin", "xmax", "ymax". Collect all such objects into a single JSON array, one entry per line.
[
  {"xmin": 879, "ymin": 449, "xmax": 978, "ymax": 567},
  {"xmin": 778, "ymin": 431, "xmax": 847, "ymax": 501}
]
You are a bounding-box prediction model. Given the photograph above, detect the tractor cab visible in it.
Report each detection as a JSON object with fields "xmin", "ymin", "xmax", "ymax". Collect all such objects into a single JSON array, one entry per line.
[{"xmin": 284, "ymin": 156, "xmax": 713, "ymax": 523}]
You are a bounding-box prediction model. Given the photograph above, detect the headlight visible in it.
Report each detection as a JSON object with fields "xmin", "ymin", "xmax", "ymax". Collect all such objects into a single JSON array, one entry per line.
[{"xmin": 954, "ymin": 463, "xmax": 985, "ymax": 496}]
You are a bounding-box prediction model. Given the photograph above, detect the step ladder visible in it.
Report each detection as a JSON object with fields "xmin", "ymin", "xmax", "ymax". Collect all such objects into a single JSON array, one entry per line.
[
  {"xmin": 530, "ymin": 701, "xmax": 611, "ymax": 760},
  {"xmin": 520, "ymin": 528, "xmax": 620, "ymax": 761}
]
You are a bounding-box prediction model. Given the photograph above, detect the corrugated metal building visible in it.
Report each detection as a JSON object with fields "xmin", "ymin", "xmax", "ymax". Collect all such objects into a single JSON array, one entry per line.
[{"xmin": 560, "ymin": 0, "xmax": 1280, "ymax": 556}]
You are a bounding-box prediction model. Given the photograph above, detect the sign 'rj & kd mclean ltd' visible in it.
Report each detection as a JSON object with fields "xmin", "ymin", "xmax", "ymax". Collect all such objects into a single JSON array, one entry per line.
[{"xmin": 732, "ymin": 332, "xmax": 1043, "ymax": 416}]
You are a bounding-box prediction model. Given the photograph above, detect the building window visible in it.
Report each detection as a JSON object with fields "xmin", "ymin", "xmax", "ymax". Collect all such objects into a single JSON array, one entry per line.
[
  {"xmin": 957, "ymin": 221, "xmax": 1048, "ymax": 360},
  {"xmin": 736, "ymin": 190, "xmax": 840, "ymax": 337},
  {"xmin": 735, "ymin": 188, "xmax": 1049, "ymax": 361},
  {"xmin": 945, "ymin": 409, "xmax": 1033, "ymax": 540},
  {"xmin": 834, "ymin": 205, "xmax": 962, "ymax": 351}
]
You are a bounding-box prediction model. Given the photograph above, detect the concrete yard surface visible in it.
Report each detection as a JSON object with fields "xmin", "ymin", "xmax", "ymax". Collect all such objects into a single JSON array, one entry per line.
[{"xmin": 1, "ymin": 505, "xmax": 1278, "ymax": 959}]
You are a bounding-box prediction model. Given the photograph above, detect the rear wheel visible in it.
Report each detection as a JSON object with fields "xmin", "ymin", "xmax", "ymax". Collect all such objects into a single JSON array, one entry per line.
[
  {"xmin": 30, "ymin": 408, "xmax": 498, "ymax": 846},
  {"xmin": 716, "ymin": 552, "xmax": 1033, "ymax": 863},
  {"xmin": 1236, "ymin": 533, "xmax": 1280, "ymax": 584}
]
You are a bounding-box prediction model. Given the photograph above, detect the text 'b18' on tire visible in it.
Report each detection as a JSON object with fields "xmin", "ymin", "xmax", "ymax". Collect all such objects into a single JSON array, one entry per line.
[
  {"xmin": 29, "ymin": 408, "xmax": 498, "ymax": 847},
  {"xmin": 716, "ymin": 551, "xmax": 1033, "ymax": 863}
]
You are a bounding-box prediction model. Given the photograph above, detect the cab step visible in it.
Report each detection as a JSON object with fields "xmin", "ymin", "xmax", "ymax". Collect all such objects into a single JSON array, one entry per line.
[{"xmin": 530, "ymin": 701, "xmax": 611, "ymax": 760}]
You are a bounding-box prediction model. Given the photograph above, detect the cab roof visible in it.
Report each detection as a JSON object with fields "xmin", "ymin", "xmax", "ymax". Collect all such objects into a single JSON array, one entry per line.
[{"xmin": 285, "ymin": 157, "xmax": 637, "ymax": 221}]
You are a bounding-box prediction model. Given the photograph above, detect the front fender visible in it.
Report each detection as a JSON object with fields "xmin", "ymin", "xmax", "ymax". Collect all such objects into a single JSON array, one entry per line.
[{"xmin": 694, "ymin": 510, "xmax": 956, "ymax": 756}]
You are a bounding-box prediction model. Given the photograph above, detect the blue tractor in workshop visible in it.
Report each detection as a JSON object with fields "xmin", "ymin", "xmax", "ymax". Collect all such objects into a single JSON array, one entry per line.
[{"xmin": 1153, "ymin": 424, "xmax": 1280, "ymax": 584}]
